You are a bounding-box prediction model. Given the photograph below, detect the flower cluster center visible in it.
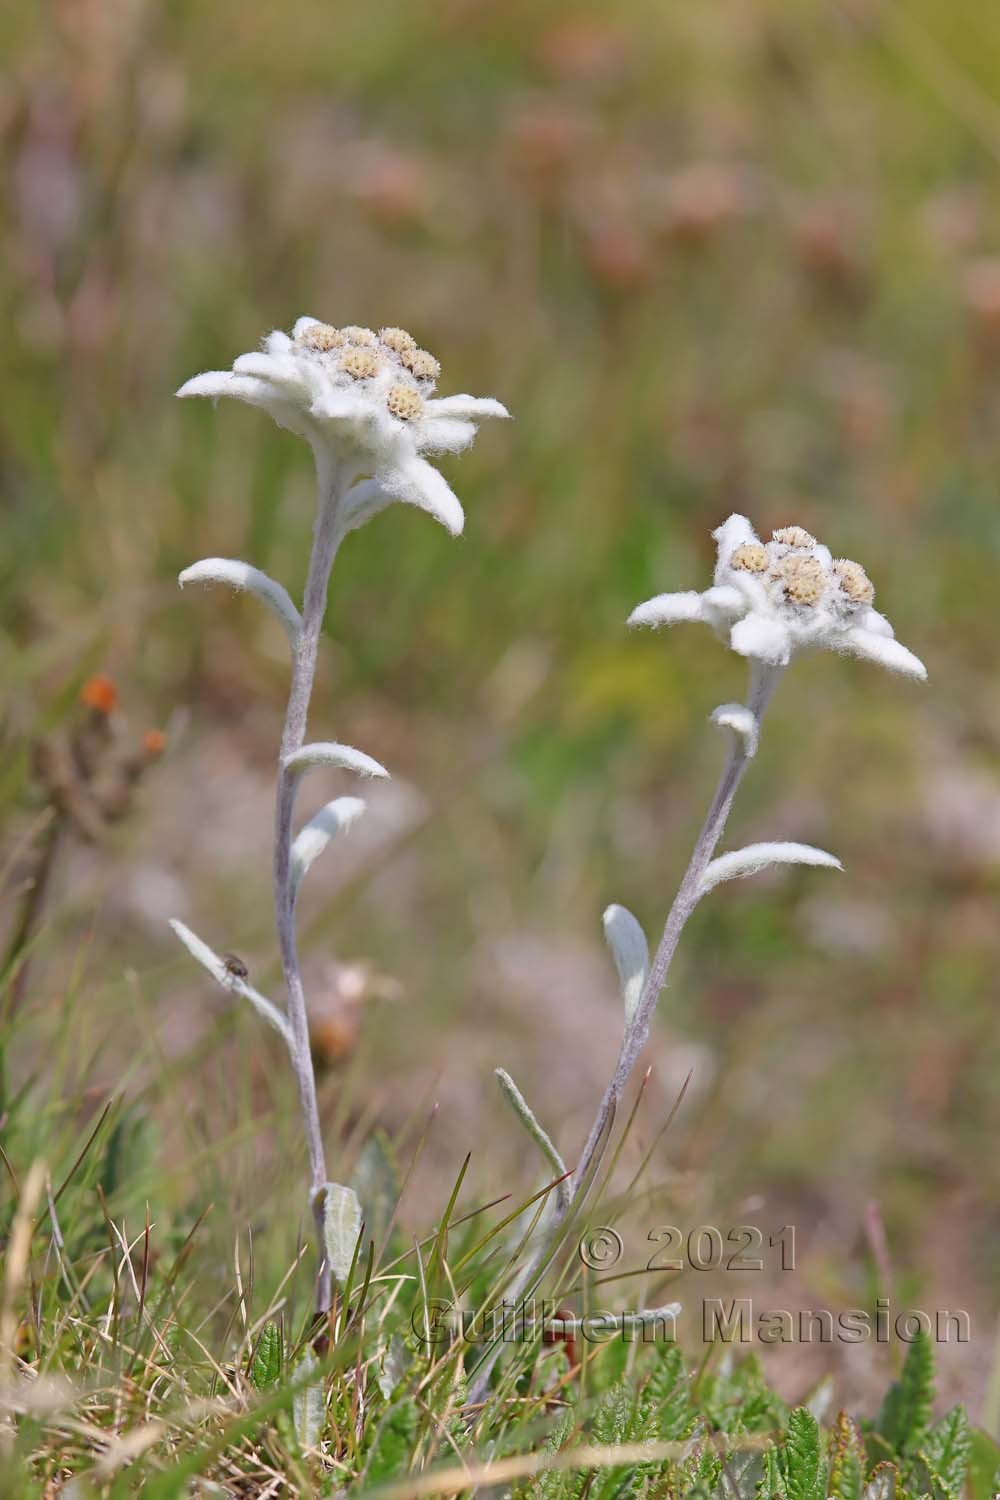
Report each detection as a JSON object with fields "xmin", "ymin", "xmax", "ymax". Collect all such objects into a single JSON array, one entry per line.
[{"xmin": 293, "ymin": 320, "xmax": 442, "ymax": 420}]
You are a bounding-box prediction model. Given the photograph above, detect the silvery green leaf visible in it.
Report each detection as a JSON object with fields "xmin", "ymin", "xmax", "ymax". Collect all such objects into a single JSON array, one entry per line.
[
  {"xmin": 168, "ymin": 919, "xmax": 292, "ymax": 1049},
  {"xmin": 290, "ymin": 796, "xmax": 366, "ymax": 901},
  {"xmin": 292, "ymin": 1349, "xmax": 324, "ymax": 1449},
  {"xmin": 700, "ymin": 842, "xmax": 842, "ymax": 897},
  {"xmin": 178, "ymin": 558, "xmax": 301, "ymax": 644},
  {"xmin": 376, "ymin": 1332, "xmax": 411, "ymax": 1400},
  {"xmin": 495, "ymin": 1069, "xmax": 569, "ymax": 1213},
  {"xmin": 602, "ymin": 904, "xmax": 649, "ymax": 1031},
  {"xmin": 284, "ymin": 742, "xmax": 389, "ymax": 780},
  {"xmin": 862, "ymin": 1464, "xmax": 897, "ymax": 1500},
  {"xmin": 804, "ymin": 1372, "xmax": 835, "ymax": 1423},
  {"xmin": 710, "ymin": 701, "xmax": 759, "ymax": 758},
  {"xmin": 320, "ymin": 1181, "xmax": 362, "ymax": 1286}
]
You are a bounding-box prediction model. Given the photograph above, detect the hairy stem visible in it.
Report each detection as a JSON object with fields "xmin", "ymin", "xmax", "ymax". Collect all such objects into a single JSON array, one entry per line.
[
  {"xmin": 567, "ymin": 661, "xmax": 779, "ymax": 1200},
  {"xmin": 273, "ymin": 442, "xmax": 344, "ymax": 1315},
  {"xmin": 468, "ymin": 660, "xmax": 780, "ymax": 1403}
]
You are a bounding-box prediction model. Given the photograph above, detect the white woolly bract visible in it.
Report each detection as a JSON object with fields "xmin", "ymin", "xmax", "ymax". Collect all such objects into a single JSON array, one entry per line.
[
  {"xmin": 602, "ymin": 904, "xmax": 649, "ymax": 1030},
  {"xmin": 375, "ymin": 456, "xmax": 465, "ymax": 535},
  {"xmin": 627, "ymin": 592, "xmax": 704, "ymax": 629},
  {"xmin": 700, "ymin": 842, "xmax": 842, "ymax": 896},
  {"xmin": 837, "ymin": 626, "xmax": 927, "ymax": 681},
  {"xmin": 495, "ymin": 1068, "xmax": 569, "ymax": 1213},
  {"xmin": 290, "ymin": 797, "xmax": 366, "ymax": 899},
  {"xmin": 178, "ymin": 557, "xmax": 302, "ymax": 643},
  {"xmin": 292, "ymin": 1350, "xmax": 324, "ymax": 1449},
  {"xmin": 284, "ymin": 742, "xmax": 389, "ymax": 780},
  {"xmin": 168, "ymin": 919, "xmax": 292, "ymax": 1047},
  {"xmin": 710, "ymin": 702, "xmax": 759, "ymax": 758},
  {"xmin": 320, "ymin": 1182, "xmax": 362, "ymax": 1287}
]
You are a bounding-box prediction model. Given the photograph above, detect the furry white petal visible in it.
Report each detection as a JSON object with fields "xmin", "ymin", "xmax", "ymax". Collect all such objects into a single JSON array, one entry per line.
[
  {"xmin": 710, "ymin": 702, "xmax": 759, "ymax": 758},
  {"xmin": 417, "ymin": 417, "xmax": 477, "ymax": 455},
  {"xmin": 702, "ymin": 584, "xmax": 745, "ymax": 616},
  {"xmin": 730, "ymin": 612, "xmax": 792, "ymax": 664},
  {"xmin": 284, "ymin": 743, "xmax": 389, "ymax": 779},
  {"xmin": 627, "ymin": 591, "xmax": 705, "ymax": 629},
  {"xmin": 860, "ymin": 608, "xmax": 895, "ymax": 640},
  {"xmin": 178, "ymin": 557, "xmax": 302, "ymax": 644},
  {"xmin": 232, "ymin": 351, "xmax": 310, "ymax": 397},
  {"xmin": 838, "ymin": 627, "xmax": 927, "ymax": 680},
  {"xmin": 424, "ymin": 395, "xmax": 510, "ymax": 421},
  {"xmin": 290, "ymin": 796, "xmax": 366, "ymax": 901},
  {"xmin": 169, "ymin": 919, "xmax": 292, "ymax": 1047},
  {"xmin": 292, "ymin": 315, "xmax": 322, "ymax": 338},
  {"xmin": 176, "ymin": 370, "xmax": 307, "ymax": 436},
  {"xmin": 376, "ymin": 456, "xmax": 465, "ymax": 535},
  {"xmin": 700, "ymin": 842, "xmax": 842, "ymax": 896},
  {"xmin": 602, "ymin": 904, "xmax": 649, "ymax": 1032},
  {"xmin": 177, "ymin": 370, "xmax": 270, "ymax": 403},
  {"xmin": 336, "ymin": 479, "xmax": 392, "ymax": 537}
]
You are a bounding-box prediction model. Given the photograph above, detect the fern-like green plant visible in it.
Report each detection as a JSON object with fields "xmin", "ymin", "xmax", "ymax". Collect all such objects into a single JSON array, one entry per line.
[
  {"xmin": 362, "ymin": 1398, "xmax": 419, "ymax": 1486},
  {"xmin": 874, "ymin": 1331, "xmax": 935, "ymax": 1458},
  {"xmin": 916, "ymin": 1404, "xmax": 972, "ymax": 1499},
  {"xmin": 782, "ymin": 1407, "xmax": 826, "ymax": 1500},
  {"xmin": 828, "ymin": 1411, "xmax": 865, "ymax": 1500}
]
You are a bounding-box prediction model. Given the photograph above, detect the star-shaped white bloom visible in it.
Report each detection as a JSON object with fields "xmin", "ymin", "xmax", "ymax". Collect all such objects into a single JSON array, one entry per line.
[
  {"xmin": 177, "ymin": 319, "xmax": 509, "ymax": 536},
  {"xmin": 629, "ymin": 514, "xmax": 927, "ymax": 680}
]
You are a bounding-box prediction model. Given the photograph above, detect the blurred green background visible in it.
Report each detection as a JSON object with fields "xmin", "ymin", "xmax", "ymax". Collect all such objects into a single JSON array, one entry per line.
[{"xmin": 3, "ymin": 0, "xmax": 1000, "ymax": 1414}]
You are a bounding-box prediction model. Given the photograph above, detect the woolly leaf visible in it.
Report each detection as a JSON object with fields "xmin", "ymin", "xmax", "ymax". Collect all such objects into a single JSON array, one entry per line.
[
  {"xmin": 876, "ymin": 1330, "xmax": 935, "ymax": 1456},
  {"xmin": 179, "ymin": 557, "xmax": 302, "ymax": 643},
  {"xmin": 701, "ymin": 842, "xmax": 842, "ymax": 896},
  {"xmin": 376, "ymin": 1333, "xmax": 410, "ymax": 1401},
  {"xmin": 290, "ymin": 796, "xmax": 365, "ymax": 900},
  {"xmin": 249, "ymin": 1321, "xmax": 281, "ymax": 1391},
  {"xmin": 284, "ymin": 742, "xmax": 389, "ymax": 780},
  {"xmin": 292, "ymin": 1350, "xmax": 324, "ymax": 1450},
  {"xmin": 711, "ymin": 701, "xmax": 759, "ymax": 758},
  {"xmin": 168, "ymin": 919, "xmax": 292, "ymax": 1048},
  {"xmin": 321, "ymin": 1181, "xmax": 362, "ymax": 1287},
  {"xmin": 601, "ymin": 904, "xmax": 649, "ymax": 1032},
  {"xmin": 783, "ymin": 1407, "xmax": 825, "ymax": 1500},
  {"xmin": 495, "ymin": 1069, "xmax": 569, "ymax": 1214}
]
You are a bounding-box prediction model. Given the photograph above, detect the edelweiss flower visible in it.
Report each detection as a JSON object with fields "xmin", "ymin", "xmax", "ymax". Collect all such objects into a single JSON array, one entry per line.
[
  {"xmin": 629, "ymin": 515, "xmax": 926, "ymax": 680},
  {"xmin": 177, "ymin": 318, "xmax": 509, "ymax": 536}
]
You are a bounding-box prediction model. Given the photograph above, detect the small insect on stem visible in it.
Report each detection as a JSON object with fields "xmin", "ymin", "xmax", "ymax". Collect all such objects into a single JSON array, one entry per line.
[{"xmin": 223, "ymin": 953, "xmax": 250, "ymax": 982}]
